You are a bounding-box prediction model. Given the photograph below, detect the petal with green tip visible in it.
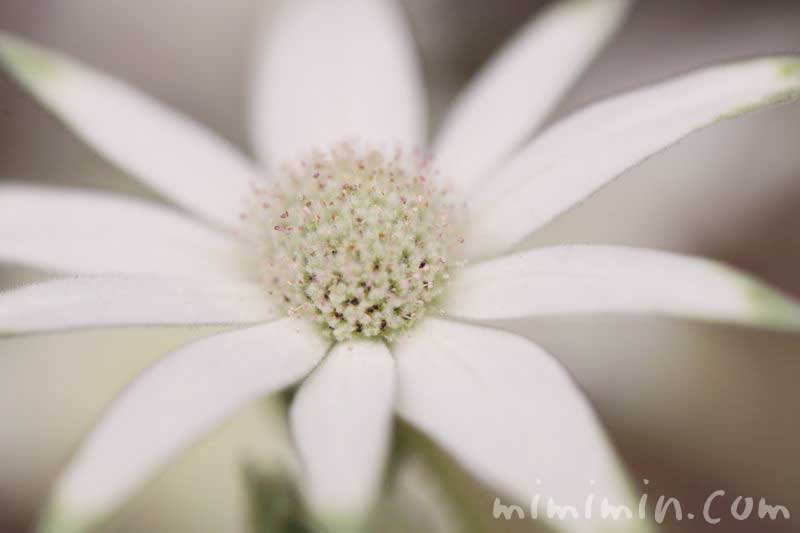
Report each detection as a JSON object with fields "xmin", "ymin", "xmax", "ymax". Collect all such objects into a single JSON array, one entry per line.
[
  {"xmin": 0, "ymin": 32, "xmax": 258, "ymax": 230},
  {"xmin": 465, "ymin": 57, "xmax": 800, "ymax": 259},
  {"xmin": 446, "ymin": 245, "xmax": 800, "ymax": 331}
]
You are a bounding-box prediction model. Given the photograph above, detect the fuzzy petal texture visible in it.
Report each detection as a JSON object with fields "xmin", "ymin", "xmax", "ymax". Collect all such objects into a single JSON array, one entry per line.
[
  {"xmin": 465, "ymin": 57, "xmax": 800, "ymax": 258},
  {"xmin": 36, "ymin": 319, "xmax": 329, "ymax": 533},
  {"xmin": 0, "ymin": 276, "xmax": 276, "ymax": 335},
  {"xmin": 434, "ymin": 0, "xmax": 631, "ymax": 191},
  {"xmin": 0, "ymin": 33, "xmax": 258, "ymax": 229},
  {"xmin": 250, "ymin": 0, "xmax": 425, "ymax": 166},
  {"xmin": 0, "ymin": 185, "xmax": 248, "ymax": 279},
  {"xmin": 395, "ymin": 319, "xmax": 647, "ymax": 533},
  {"xmin": 446, "ymin": 245, "xmax": 800, "ymax": 330},
  {"xmin": 290, "ymin": 340, "xmax": 395, "ymax": 531}
]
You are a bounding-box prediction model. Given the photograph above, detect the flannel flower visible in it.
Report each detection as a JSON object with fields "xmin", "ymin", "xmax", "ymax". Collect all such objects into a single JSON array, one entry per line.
[{"xmin": 1, "ymin": 0, "xmax": 800, "ymax": 532}]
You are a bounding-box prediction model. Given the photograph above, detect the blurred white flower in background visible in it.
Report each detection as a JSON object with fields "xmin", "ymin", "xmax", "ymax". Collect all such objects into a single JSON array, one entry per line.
[{"xmin": 1, "ymin": 1, "xmax": 797, "ymax": 532}]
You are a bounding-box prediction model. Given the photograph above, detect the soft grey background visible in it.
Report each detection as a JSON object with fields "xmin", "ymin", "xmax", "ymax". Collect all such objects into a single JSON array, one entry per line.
[{"xmin": 1, "ymin": 1, "xmax": 800, "ymax": 532}]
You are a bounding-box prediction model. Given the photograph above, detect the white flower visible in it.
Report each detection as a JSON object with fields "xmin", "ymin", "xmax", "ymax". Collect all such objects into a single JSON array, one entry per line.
[{"xmin": 1, "ymin": 0, "xmax": 799, "ymax": 532}]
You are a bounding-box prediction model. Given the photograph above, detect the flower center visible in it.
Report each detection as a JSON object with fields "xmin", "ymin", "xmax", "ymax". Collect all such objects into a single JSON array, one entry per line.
[{"xmin": 247, "ymin": 142, "xmax": 464, "ymax": 341}]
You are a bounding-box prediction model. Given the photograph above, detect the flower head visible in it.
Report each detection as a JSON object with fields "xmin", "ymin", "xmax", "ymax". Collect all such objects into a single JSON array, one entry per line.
[
  {"xmin": 249, "ymin": 142, "xmax": 463, "ymax": 341},
  {"xmin": 1, "ymin": 1, "xmax": 799, "ymax": 533}
]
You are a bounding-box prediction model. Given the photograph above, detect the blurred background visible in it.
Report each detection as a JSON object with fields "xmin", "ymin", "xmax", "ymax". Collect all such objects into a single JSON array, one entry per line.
[{"xmin": 1, "ymin": 0, "xmax": 800, "ymax": 531}]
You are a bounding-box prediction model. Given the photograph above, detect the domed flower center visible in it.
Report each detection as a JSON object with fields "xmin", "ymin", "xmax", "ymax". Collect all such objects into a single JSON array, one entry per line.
[{"xmin": 247, "ymin": 142, "xmax": 464, "ymax": 341}]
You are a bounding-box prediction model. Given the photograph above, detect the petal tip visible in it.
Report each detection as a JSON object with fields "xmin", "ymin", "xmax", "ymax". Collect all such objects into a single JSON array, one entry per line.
[
  {"xmin": 557, "ymin": 0, "xmax": 634, "ymax": 21},
  {"xmin": 314, "ymin": 512, "xmax": 368, "ymax": 533},
  {"xmin": 745, "ymin": 282, "xmax": 800, "ymax": 332},
  {"xmin": 770, "ymin": 56, "xmax": 800, "ymax": 103},
  {"xmin": 34, "ymin": 501, "xmax": 95, "ymax": 533},
  {"xmin": 777, "ymin": 57, "xmax": 800, "ymax": 80},
  {"xmin": 722, "ymin": 57, "xmax": 800, "ymax": 118},
  {"xmin": 0, "ymin": 33, "xmax": 63, "ymax": 86}
]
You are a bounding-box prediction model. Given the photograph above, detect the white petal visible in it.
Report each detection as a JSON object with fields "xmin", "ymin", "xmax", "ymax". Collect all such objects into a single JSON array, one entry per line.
[
  {"xmin": 394, "ymin": 319, "xmax": 643, "ymax": 533},
  {"xmin": 290, "ymin": 340, "xmax": 395, "ymax": 529},
  {"xmin": 0, "ymin": 33, "xmax": 258, "ymax": 229},
  {"xmin": 447, "ymin": 245, "xmax": 800, "ymax": 330},
  {"xmin": 0, "ymin": 276, "xmax": 276, "ymax": 334},
  {"xmin": 36, "ymin": 319, "xmax": 329, "ymax": 533},
  {"xmin": 0, "ymin": 185, "xmax": 248, "ymax": 279},
  {"xmin": 250, "ymin": 0, "xmax": 425, "ymax": 166},
  {"xmin": 434, "ymin": 0, "xmax": 631, "ymax": 191},
  {"xmin": 465, "ymin": 57, "xmax": 800, "ymax": 258}
]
